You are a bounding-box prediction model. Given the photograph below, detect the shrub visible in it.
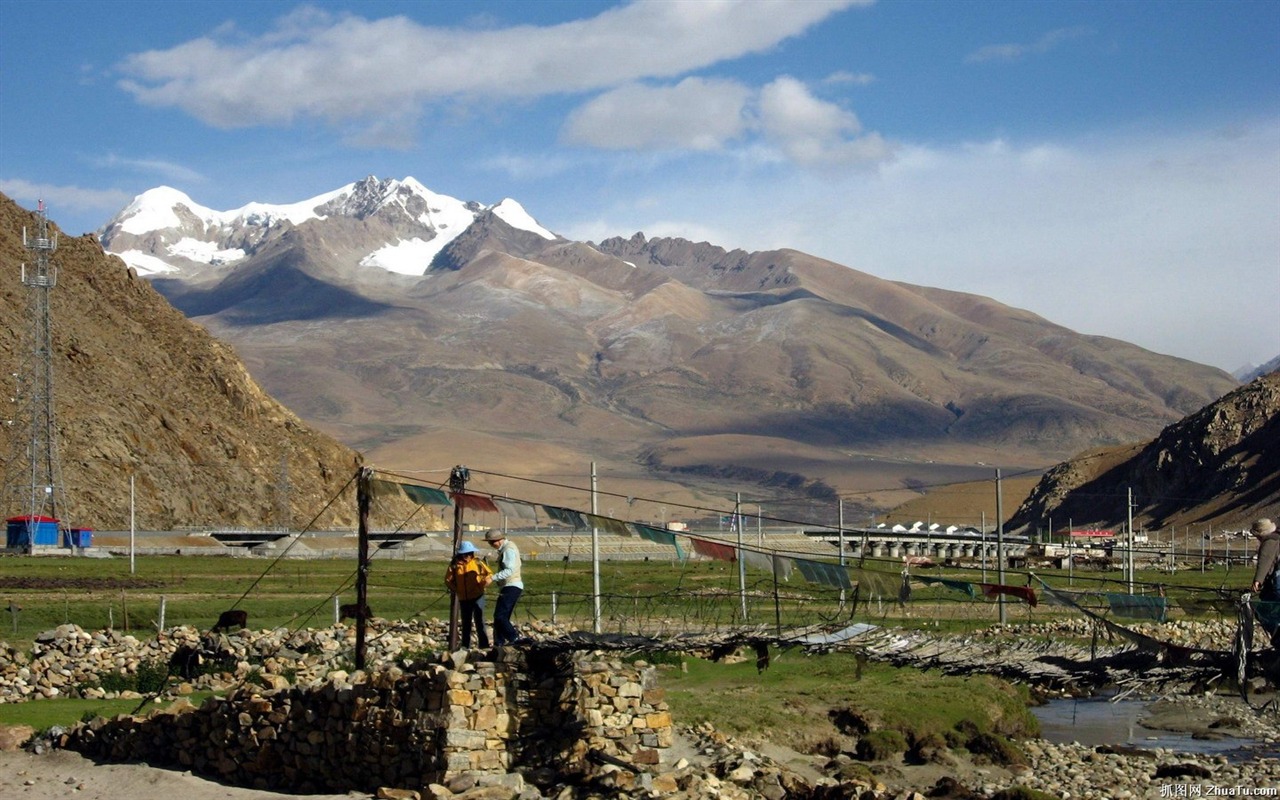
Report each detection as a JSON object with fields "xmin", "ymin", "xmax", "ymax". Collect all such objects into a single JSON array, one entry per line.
[
  {"xmin": 854, "ymin": 729, "xmax": 907, "ymax": 761},
  {"xmin": 134, "ymin": 660, "xmax": 170, "ymax": 694},
  {"xmin": 95, "ymin": 671, "xmax": 135, "ymax": 693},
  {"xmin": 397, "ymin": 646, "xmax": 434, "ymax": 667},
  {"xmin": 907, "ymin": 731, "xmax": 952, "ymax": 765},
  {"xmin": 966, "ymin": 732, "xmax": 1027, "ymax": 767},
  {"xmin": 946, "ymin": 718, "xmax": 982, "ymax": 748}
]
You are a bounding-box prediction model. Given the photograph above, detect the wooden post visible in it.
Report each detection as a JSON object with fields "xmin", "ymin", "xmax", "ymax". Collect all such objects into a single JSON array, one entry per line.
[
  {"xmin": 996, "ymin": 469, "xmax": 1006, "ymax": 624},
  {"xmin": 355, "ymin": 466, "xmax": 371, "ymax": 670},
  {"xmin": 448, "ymin": 466, "xmax": 469, "ymax": 651}
]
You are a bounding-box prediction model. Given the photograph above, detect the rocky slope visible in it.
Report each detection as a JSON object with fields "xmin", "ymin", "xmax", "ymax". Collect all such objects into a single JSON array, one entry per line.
[
  {"xmin": 0, "ymin": 193, "xmax": 378, "ymax": 531},
  {"xmin": 1007, "ymin": 369, "xmax": 1280, "ymax": 533}
]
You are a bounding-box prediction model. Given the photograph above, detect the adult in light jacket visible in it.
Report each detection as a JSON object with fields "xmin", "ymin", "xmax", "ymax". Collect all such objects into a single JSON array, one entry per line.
[
  {"xmin": 484, "ymin": 529, "xmax": 524, "ymax": 646},
  {"xmin": 1249, "ymin": 518, "xmax": 1280, "ymax": 648}
]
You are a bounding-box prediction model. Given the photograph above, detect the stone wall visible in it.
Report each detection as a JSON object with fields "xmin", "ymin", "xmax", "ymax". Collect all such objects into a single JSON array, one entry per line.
[{"xmin": 63, "ymin": 649, "xmax": 672, "ymax": 794}]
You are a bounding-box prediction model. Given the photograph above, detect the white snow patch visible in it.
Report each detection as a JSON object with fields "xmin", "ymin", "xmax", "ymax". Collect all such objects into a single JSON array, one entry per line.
[
  {"xmin": 492, "ymin": 199, "xmax": 555, "ymax": 240},
  {"xmin": 118, "ymin": 187, "xmax": 218, "ymax": 235},
  {"xmin": 167, "ymin": 237, "xmax": 245, "ymax": 265},
  {"xmin": 360, "ymin": 237, "xmax": 449, "ymax": 276},
  {"xmin": 116, "ymin": 250, "xmax": 181, "ymax": 276}
]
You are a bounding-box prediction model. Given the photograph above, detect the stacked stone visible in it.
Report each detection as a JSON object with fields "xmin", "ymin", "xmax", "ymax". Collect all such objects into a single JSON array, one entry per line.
[
  {"xmin": 60, "ymin": 652, "xmax": 674, "ymax": 796},
  {"xmin": 0, "ymin": 620, "xmax": 457, "ymax": 703},
  {"xmin": 573, "ymin": 658, "xmax": 672, "ymax": 759},
  {"xmin": 438, "ymin": 658, "xmax": 513, "ymax": 775}
]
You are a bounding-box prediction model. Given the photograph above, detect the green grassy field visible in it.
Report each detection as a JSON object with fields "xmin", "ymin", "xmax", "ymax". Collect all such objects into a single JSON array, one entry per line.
[
  {"xmin": 659, "ymin": 651, "xmax": 1038, "ymax": 751},
  {"xmin": 0, "ymin": 549, "xmax": 1249, "ymax": 651}
]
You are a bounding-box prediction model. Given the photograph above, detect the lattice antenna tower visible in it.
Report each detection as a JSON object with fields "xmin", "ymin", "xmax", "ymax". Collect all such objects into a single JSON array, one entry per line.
[{"xmin": 4, "ymin": 200, "xmax": 67, "ymax": 527}]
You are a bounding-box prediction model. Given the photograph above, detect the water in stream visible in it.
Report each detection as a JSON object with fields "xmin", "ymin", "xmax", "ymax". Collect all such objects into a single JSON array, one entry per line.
[{"xmin": 1032, "ymin": 696, "xmax": 1280, "ymax": 761}]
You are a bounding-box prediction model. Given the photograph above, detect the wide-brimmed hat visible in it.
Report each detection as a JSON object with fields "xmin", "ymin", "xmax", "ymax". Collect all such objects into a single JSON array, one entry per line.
[
  {"xmin": 1252, "ymin": 518, "xmax": 1276, "ymax": 536},
  {"xmin": 484, "ymin": 529, "xmax": 505, "ymax": 542},
  {"xmin": 456, "ymin": 541, "xmax": 477, "ymax": 555}
]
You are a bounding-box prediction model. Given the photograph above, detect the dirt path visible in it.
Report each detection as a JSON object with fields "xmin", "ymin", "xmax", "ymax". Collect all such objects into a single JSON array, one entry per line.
[{"xmin": 0, "ymin": 749, "xmax": 366, "ymax": 800}]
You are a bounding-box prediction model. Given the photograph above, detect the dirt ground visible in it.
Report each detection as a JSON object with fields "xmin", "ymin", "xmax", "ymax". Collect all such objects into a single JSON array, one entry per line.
[
  {"xmin": 0, "ymin": 729, "xmax": 1014, "ymax": 800},
  {"xmin": 0, "ymin": 748, "xmax": 366, "ymax": 800}
]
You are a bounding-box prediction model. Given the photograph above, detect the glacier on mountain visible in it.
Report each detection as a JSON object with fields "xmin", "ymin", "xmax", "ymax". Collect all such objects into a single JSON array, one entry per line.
[
  {"xmin": 492, "ymin": 199, "xmax": 555, "ymax": 240},
  {"xmin": 102, "ymin": 176, "xmax": 556, "ymax": 277},
  {"xmin": 360, "ymin": 238, "xmax": 447, "ymax": 276}
]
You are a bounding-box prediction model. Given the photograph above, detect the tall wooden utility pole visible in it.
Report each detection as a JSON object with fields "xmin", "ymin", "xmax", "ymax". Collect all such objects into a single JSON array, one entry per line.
[
  {"xmin": 355, "ymin": 467, "xmax": 371, "ymax": 670},
  {"xmin": 996, "ymin": 468, "xmax": 1006, "ymax": 625},
  {"xmin": 447, "ymin": 465, "xmax": 469, "ymax": 650}
]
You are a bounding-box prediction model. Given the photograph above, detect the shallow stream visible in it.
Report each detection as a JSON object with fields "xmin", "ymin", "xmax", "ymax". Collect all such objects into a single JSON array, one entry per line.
[{"xmin": 1032, "ymin": 695, "xmax": 1280, "ymax": 761}]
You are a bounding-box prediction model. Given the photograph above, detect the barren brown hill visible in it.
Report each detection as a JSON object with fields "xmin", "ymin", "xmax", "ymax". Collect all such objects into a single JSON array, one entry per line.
[
  {"xmin": 0, "ymin": 194, "xmax": 378, "ymax": 531},
  {"xmin": 97, "ymin": 180, "xmax": 1241, "ymax": 525},
  {"xmin": 1007, "ymin": 370, "xmax": 1280, "ymax": 534}
]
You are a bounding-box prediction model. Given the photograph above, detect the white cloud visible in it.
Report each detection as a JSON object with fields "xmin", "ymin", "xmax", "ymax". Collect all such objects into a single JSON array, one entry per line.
[
  {"xmin": 569, "ymin": 121, "xmax": 1280, "ymax": 371},
  {"xmin": 90, "ymin": 154, "xmax": 206, "ymax": 183},
  {"xmin": 480, "ymin": 153, "xmax": 576, "ymax": 181},
  {"xmin": 563, "ymin": 78, "xmax": 752, "ymax": 151},
  {"xmin": 117, "ymin": 0, "xmax": 869, "ymax": 127},
  {"xmin": 0, "ymin": 178, "xmax": 132, "ymax": 218},
  {"xmin": 824, "ymin": 70, "xmax": 876, "ymax": 86},
  {"xmin": 756, "ymin": 76, "xmax": 892, "ymax": 165},
  {"xmin": 562, "ymin": 75, "xmax": 892, "ymax": 167},
  {"xmin": 966, "ymin": 26, "xmax": 1094, "ymax": 64}
]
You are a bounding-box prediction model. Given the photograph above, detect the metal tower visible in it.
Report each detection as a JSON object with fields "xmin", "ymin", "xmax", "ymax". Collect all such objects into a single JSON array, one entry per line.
[{"xmin": 3, "ymin": 200, "xmax": 67, "ymax": 540}]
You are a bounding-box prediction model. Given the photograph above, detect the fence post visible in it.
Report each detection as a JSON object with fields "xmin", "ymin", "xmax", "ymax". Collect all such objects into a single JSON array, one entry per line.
[
  {"xmin": 551, "ymin": 591, "xmax": 558, "ymax": 624},
  {"xmin": 334, "ymin": 596, "xmax": 340, "ymax": 624},
  {"xmin": 157, "ymin": 596, "xmax": 166, "ymax": 632}
]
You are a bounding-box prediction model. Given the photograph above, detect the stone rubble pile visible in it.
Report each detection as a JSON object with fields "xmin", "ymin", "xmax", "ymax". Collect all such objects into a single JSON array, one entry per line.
[
  {"xmin": 1013, "ymin": 738, "xmax": 1280, "ymax": 800},
  {"xmin": 987, "ymin": 617, "xmax": 1245, "ymax": 652},
  {"xmin": 0, "ymin": 619, "xmax": 561, "ymax": 703}
]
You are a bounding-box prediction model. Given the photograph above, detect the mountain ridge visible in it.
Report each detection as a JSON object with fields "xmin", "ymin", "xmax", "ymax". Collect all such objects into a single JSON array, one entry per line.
[{"xmin": 95, "ymin": 178, "xmax": 1241, "ymax": 521}]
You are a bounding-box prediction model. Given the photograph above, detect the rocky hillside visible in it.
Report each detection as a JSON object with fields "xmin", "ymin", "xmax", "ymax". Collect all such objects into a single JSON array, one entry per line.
[
  {"xmin": 1007, "ymin": 370, "xmax": 1280, "ymax": 533},
  {"xmin": 0, "ymin": 193, "xmax": 381, "ymax": 531}
]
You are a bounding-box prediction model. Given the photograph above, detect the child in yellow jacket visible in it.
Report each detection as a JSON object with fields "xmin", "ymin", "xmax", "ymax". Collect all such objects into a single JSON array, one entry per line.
[{"xmin": 445, "ymin": 541, "xmax": 493, "ymax": 648}]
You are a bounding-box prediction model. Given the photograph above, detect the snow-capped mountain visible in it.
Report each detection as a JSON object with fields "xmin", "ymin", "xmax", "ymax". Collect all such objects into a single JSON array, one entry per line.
[{"xmin": 99, "ymin": 176, "xmax": 556, "ymax": 278}]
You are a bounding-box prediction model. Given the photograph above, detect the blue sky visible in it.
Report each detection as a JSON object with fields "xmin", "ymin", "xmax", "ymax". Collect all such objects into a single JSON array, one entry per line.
[{"xmin": 2, "ymin": 0, "xmax": 1277, "ymax": 373}]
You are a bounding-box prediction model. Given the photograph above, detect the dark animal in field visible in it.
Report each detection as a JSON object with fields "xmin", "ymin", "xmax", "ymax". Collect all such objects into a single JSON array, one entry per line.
[
  {"xmin": 339, "ymin": 603, "xmax": 372, "ymax": 622},
  {"xmin": 753, "ymin": 641, "xmax": 770, "ymax": 673},
  {"xmin": 169, "ymin": 635, "xmax": 236, "ymax": 681},
  {"xmin": 212, "ymin": 609, "xmax": 248, "ymax": 633},
  {"xmin": 169, "ymin": 644, "xmax": 204, "ymax": 680}
]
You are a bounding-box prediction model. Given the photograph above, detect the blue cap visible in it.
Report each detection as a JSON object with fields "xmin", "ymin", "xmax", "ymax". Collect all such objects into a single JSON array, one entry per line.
[{"xmin": 456, "ymin": 541, "xmax": 477, "ymax": 555}]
